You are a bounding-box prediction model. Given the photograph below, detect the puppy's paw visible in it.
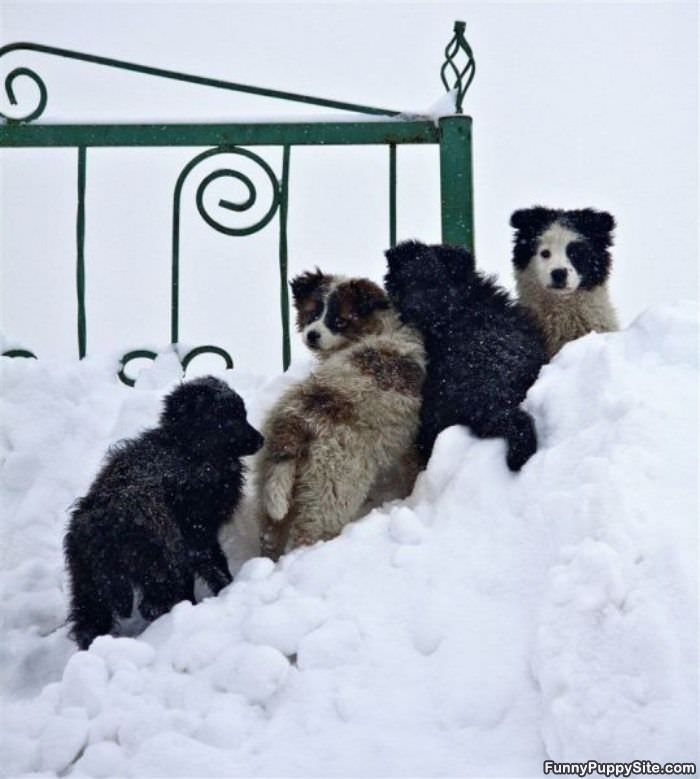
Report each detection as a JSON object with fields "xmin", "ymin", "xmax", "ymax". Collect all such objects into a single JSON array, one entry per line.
[
  {"xmin": 139, "ymin": 598, "xmax": 171, "ymax": 622},
  {"xmin": 260, "ymin": 523, "xmax": 285, "ymax": 561},
  {"xmin": 71, "ymin": 624, "xmax": 102, "ymax": 651},
  {"xmin": 201, "ymin": 563, "xmax": 232, "ymax": 595},
  {"xmin": 506, "ymin": 442, "xmax": 534, "ymax": 472},
  {"xmin": 263, "ymin": 481, "xmax": 290, "ymax": 522},
  {"xmin": 262, "ymin": 460, "xmax": 296, "ymax": 521},
  {"xmin": 287, "ymin": 526, "xmax": 319, "ymax": 552},
  {"xmin": 505, "ymin": 409, "xmax": 538, "ymax": 472}
]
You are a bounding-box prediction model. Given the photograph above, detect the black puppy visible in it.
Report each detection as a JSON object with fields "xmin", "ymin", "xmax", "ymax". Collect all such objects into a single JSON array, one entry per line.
[
  {"xmin": 64, "ymin": 376, "xmax": 263, "ymax": 649},
  {"xmin": 384, "ymin": 241, "xmax": 546, "ymax": 471}
]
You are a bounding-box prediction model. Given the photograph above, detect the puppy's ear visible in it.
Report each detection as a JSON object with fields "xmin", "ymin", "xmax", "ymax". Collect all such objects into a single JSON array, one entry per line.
[
  {"xmin": 290, "ymin": 268, "xmax": 327, "ymax": 306},
  {"xmin": 436, "ymin": 244, "xmax": 475, "ymax": 281},
  {"xmin": 511, "ymin": 208, "xmax": 557, "ymax": 270},
  {"xmin": 384, "ymin": 240, "xmax": 429, "ymax": 270},
  {"xmin": 569, "ymin": 209, "xmax": 616, "ymax": 242},
  {"xmin": 161, "ymin": 380, "xmax": 212, "ymax": 427},
  {"xmin": 345, "ymin": 279, "xmax": 390, "ymax": 316},
  {"xmin": 510, "ymin": 206, "xmax": 556, "ymax": 234}
]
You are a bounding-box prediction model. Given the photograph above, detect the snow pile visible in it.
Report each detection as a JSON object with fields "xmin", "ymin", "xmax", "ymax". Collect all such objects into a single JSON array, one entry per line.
[{"xmin": 1, "ymin": 302, "xmax": 697, "ymax": 777}]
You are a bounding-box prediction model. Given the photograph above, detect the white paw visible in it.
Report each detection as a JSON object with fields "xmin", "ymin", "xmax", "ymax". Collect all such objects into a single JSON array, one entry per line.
[
  {"xmin": 262, "ymin": 461, "xmax": 295, "ymax": 522},
  {"xmin": 263, "ymin": 482, "xmax": 289, "ymax": 522}
]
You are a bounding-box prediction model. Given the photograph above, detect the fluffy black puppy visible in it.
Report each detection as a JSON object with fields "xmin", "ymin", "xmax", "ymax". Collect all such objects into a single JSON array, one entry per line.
[
  {"xmin": 65, "ymin": 376, "xmax": 263, "ymax": 649},
  {"xmin": 384, "ymin": 241, "xmax": 547, "ymax": 471}
]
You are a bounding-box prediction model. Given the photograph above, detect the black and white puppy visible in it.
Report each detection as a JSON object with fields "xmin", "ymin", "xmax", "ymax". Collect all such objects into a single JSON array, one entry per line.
[
  {"xmin": 384, "ymin": 241, "xmax": 546, "ymax": 472},
  {"xmin": 511, "ymin": 207, "xmax": 619, "ymax": 358},
  {"xmin": 64, "ymin": 376, "xmax": 263, "ymax": 649}
]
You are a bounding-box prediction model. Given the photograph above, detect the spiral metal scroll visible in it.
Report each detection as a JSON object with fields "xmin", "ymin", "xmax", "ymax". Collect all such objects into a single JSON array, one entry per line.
[
  {"xmin": 118, "ymin": 349, "xmax": 159, "ymax": 387},
  {"xmin": 1, "ymin": 66, "xmax": 47, "ymax": 123},
  {"xmin": 171, "ymin": 145, "xmax": 281, "ymax": 346},
  {"xmin": 2, "ymin": 348, "xmax": 37, "ymax": 359},
  {"xmin": 440, "ymin": 21, "xmax": 476, "ymax": 114},
  {"xmin": 189, "ymin": 149, "xmax": 280, "ymax": 238},
  {"xmin": 118, "ymin": 146, "xmax": 279, "ymax": 386},
  {"xmin": 118, "ymin": 346, "xmax": 234, "ymax": 388}
]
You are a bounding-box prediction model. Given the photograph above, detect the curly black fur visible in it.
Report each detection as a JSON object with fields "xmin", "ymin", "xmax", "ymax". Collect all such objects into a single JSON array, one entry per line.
[
  {"xmin": 510, "ymin": 206, "xmax": 615, "ymax": 289},
  {"xmin": 384, "ymin": 241, "xmax": 547, "ymax": 471},
  {"xmin": 64, "ymin": 376, "xmax": 263, "ymax": 649}
]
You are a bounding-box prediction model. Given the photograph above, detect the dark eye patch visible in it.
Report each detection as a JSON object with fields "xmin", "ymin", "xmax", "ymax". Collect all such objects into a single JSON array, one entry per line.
[
  {"xmin": 325, "ymin": 288, "xmax": 367, "ymax": 335},
  {"xmin": 324, "ymin": 291, "xmax": 345, "ymax": 334},
  {"xmin": 306, "ymin": 299, "xmax": 324, "ymax": 324},
  {"xmin": 566, "ymin": 241, "xmax": 590, "ymax": 273},
  {"xmin": 296, "ymin": 296, "xmax": 325, "ymax": 330},
  {"xmin": 323, "ymin": 283, "xmax": 387, "ymax": 340}
]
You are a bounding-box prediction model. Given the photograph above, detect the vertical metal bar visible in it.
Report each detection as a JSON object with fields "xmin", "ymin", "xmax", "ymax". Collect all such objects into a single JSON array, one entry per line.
[
  {"xmin": 279, "ymin": 145, "xmax": 291, "ymax": 371},
  {"xmin": 389, "ymin": 143, "xmax": 397, "ymax": 248},
  {"xmin": 438, "ymin": 115, "xmax": 474, "ymax": 252},
  {"xmin": 76, "ymin": 146, "xmax": 87, "ymax": 358},
  {"xmin": 171, "ymin": 187, "xmax": 180, "ymax": 344}
]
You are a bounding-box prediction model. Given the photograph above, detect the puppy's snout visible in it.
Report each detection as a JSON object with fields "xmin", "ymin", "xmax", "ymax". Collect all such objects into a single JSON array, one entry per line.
[
  {"xmin": 550, "ymin": 268, "xmax": 568, "ymax": 288},
  {"xmin": 306, "ymin": 330, "xmax": 321, "ymax": 347},
  {"xmin": 243, "ymin": 424, "xmax": 264, "ymax": 455}
]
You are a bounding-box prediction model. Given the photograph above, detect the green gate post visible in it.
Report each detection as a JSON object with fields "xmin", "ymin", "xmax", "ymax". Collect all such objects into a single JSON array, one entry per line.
[{"xmin": 439, "ymin": 115, "xmax": 474, "ymax": 253}]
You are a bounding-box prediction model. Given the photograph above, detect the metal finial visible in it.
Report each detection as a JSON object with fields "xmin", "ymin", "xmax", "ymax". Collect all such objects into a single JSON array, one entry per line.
[{"xmin": 440, "ymin": 20, "xmax": 476, "ymax": 114}]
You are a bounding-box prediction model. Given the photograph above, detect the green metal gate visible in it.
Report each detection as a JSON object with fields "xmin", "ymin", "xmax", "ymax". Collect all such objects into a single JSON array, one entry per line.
[{"xmin": 0, "ymin": 21, "xmax": 475, "ymax": 385}]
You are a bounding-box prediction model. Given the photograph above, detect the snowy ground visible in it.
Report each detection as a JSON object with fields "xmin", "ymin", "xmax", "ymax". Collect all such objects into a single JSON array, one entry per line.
[{"xmin": 1, "ymin": 302, "xmax": 698, "ymax": 778}]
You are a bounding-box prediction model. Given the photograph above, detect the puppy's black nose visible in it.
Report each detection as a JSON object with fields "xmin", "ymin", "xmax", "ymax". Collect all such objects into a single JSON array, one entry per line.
[
  {"xmin": 306, "ymin": 330, "xmax": 320, "ymax": 347},
  {"xmin": 550, "ymin": 268, "xmax": 568, "ymax": 288},
  {"xmin": 243, "ymin": 425, "xmax": 264, "ymax": 455}
]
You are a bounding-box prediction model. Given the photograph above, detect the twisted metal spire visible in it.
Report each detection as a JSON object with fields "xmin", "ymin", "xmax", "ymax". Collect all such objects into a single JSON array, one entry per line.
[{"xmin": 440, "ymin": 21, "xmax": 476, "ymax": 114}]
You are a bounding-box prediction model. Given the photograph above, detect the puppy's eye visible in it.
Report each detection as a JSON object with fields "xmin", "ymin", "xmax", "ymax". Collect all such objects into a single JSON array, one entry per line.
[
  {"xmin": 540, "ymin": 250, "xmax": 551, "ymax": 259},
  {"xmin": 335, "ymin": 319, "xmax": 348, "ymax": 330}
]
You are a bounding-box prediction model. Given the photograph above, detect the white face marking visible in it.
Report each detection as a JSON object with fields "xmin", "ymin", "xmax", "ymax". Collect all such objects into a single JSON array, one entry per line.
[
  {"xmin": 301, "ymin": 279, "xmax": 348, "ymax": 353},
  {"xmin": 532, "ymin": 222, "xmax": 582, "ymax": 294}
]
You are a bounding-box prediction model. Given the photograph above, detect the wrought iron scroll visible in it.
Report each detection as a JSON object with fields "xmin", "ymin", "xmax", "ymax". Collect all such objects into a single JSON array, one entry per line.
[
  {"xmin": 118, "ymin": 145, "xmax": 289, "ymax": 386},
  {"xmin": 1, "ymin": 348, "xmax": 37, "ymax": 359},
  {"xmin": 440, "ymin": 21, "xmax": 476, "ymax": 114},
  {"xmin": 0, "ymin": 42, "xmax": 399, "ymax": 124},
  {"xmin": 118, "ymin": 346, "xmax": 235, "ymax": 388},
  {"xmin": 117, "ymin": 349, "xmax": 158, "ymax": 387},
  {"xmin": 1, "ymin": 64, "xmax": 47, "ymax": 122}
]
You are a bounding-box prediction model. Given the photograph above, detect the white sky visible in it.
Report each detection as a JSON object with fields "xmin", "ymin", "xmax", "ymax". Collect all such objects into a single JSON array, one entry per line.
[{"xmin": 1, "ymin": 1, "xmax": 697, "ymax": 375}]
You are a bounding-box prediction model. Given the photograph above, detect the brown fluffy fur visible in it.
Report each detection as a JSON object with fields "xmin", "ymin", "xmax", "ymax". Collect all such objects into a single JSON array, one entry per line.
[{"xmin": 256, "ymin": 274, "xmax": 426, "ymax": 559}]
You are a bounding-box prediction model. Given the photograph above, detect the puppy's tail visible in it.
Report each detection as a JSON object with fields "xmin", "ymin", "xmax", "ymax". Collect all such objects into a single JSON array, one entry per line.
[{"xmin": 262, "ymin": 459, "xmax": 297, "ymax": 522}]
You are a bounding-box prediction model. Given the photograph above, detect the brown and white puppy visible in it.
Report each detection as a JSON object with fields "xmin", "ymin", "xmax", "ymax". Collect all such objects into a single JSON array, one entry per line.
[{"xmin": 256, "ymin": 270, "xmax": 426, "ymax": 559}]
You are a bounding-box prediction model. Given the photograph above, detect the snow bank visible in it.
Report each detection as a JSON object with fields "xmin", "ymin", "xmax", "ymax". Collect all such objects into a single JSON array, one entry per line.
[{"xmin": 1, "ymin": 302, "xmax": 697, "ymax": 777}]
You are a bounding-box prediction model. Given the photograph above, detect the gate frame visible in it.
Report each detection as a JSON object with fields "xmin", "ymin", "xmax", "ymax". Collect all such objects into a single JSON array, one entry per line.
[{"xmin": 0, "ymin": 21, "xmax": 476, "ymax": 384}]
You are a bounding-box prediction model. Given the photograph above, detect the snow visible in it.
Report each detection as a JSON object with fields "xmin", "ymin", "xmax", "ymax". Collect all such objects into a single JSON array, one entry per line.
[
  {"xmin": 0, "ymin": 111, "xmax": 433, "ymax": 126},
  {"xmin": 1, "ymin": 302, "xmax": 698, "ymax": 777}
]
